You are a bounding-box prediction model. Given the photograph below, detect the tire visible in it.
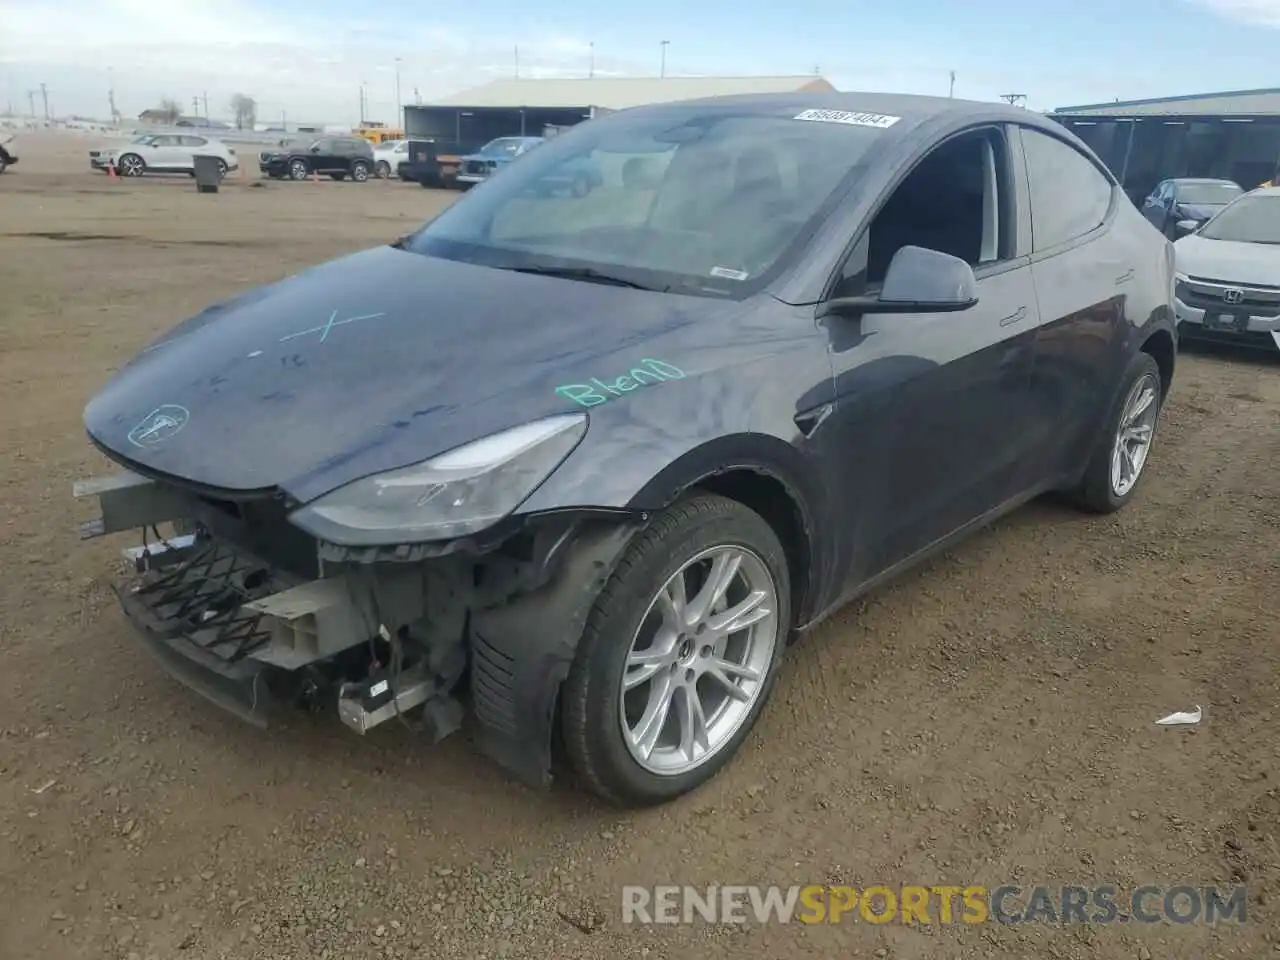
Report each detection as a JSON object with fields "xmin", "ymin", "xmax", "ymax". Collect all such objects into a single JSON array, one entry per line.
[
  {"xmin": 375, "ymin": 160, "xmax": 391, "ymax": 179},
  {"xmin": 562, "ymin": 493, "xmax": 791, "ymax": 806},
  {"xmin": 571, "ymin": 171, "xmax": 591, "ymax": 198},
  {"xmin": 216, "ymin": 160, "xmax": 228, "ymax": 180},
  {"xmin": 351, "ymin": 161, "xmax": 370, "ymax": 182},
  {"xmin": 1070, "ymin": 352, "xmax": 1164, "ymax": 514},
  {"xmin": 118, "ymin": 153, "xmax": 145, "ymax": 177},
  {"xmin": 289, "ymin": 159, "xmax": 309, "ymax": 181},
  {"xmin": 0, "ymin": 157, "xmax": 8, "ymax": 175}
]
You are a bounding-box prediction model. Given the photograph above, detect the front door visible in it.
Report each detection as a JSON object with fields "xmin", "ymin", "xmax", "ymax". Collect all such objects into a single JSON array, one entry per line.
[{"xmin": 822, "ymin": 126, "xmax": 1041, "ymax": 588}]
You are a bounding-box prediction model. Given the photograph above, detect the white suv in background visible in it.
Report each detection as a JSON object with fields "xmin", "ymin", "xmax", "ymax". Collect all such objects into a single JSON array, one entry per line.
[
  {"xmin": 89, "ymin": 133, "xmax": 239, "ymax": 178},
  {"xmin": 373, "ymin": 139, "xmax": 409, "ymax": 179}
]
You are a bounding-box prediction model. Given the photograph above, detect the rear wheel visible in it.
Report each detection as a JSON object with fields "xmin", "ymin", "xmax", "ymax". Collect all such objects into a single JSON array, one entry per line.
[
  {"xmin": 1070, "ymin": 352, "xmax": 1163, "ymax": 513},
  {"xmin": 351, "ymin": 161, "xmax": 370, "ymax": 182},
  {"xmin": 118, "ymin": 153, "xmax": 145, "ymax": 177},
  {"xmin": 562, "ymin": 493, "xmax": 790, "ymax": 806},
  {"xmin": 289, "ymin": 159, "xmax": 309, "ymax": 181},
  {"xmin": 216, "ymin": 159, "xmax": 228, "ymax": 180}
]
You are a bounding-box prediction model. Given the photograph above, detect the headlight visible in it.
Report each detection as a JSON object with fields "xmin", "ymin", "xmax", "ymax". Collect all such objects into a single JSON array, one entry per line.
[{"xmin": 289, "ymin": 414, "xmax": 587, "ymax": 545}]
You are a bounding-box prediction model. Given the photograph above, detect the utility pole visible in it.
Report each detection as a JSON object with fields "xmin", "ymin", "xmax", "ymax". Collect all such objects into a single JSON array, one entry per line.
[
  {"xmin": 27, "ymin": 90, "xmax": 36, "ymax": 117},
  {"xmin": 192, "ymin": 96, "xmax": 199, "ymax": 119},
  {"xmin": 108, "ymin": 68, "xmax": 119, "ymax": 124},
  {"xmin": 949, "ymin": 70, "xmax": 956, "ymax": 98},
  {"xmin": 1000, "ymin": 93, "xmax": 1027, "ymax": 107},
  {"xmin": 202, "ymin": 90, "xmax": 209, "ymax": 120},
  {"xmin": 394, "ymin": 57, "xmax": 402, "ymax": 126},
  {"xmin": 359, "ymin": 82, "xmax": 366, "ymax": 124},
  {"xmin": 514, "ymin": 45, "xmax": 520, "ymax": 79},
  {"xmin": 660, "ymin": 40, "xmax": 670, "ymax": 78},
  {"xmin": 589, "ymin": 42, "xmax": 595, "ymax": 79},
  {"xmin": 40, "ymin": 82, "xmax": 49, "ymax": 119}
]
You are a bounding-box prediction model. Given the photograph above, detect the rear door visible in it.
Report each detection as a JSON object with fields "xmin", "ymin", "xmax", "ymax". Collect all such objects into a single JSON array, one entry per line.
[
  {"xmin": 179, "ymin": 135, "xmax": 207, "ymax": 170},
  {"xmin": 1016, "ymin": 125, "xmax": 1133, "ymax": 488}
]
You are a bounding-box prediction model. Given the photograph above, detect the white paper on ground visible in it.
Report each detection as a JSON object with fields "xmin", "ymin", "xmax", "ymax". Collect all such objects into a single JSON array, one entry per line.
[{"xmin": 1155, "ymin": 705, "xmax": 1203, "ymax": 726}]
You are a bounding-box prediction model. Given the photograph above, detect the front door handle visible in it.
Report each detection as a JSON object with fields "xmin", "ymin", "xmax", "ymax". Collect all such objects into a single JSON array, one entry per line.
[
  {"xmin": 1115, "ymin": 268, "xmax": 1135, "ymax": 285},
  {"xmin": 999, "ymin": 305, "xmax": 1027, "ymax": 327}
]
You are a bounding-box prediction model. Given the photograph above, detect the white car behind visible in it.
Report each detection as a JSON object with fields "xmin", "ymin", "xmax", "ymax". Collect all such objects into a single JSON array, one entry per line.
[
  {"xmin": 372, "ymin": 139, "xmax": 408, "ymax": 179},
  {"xmin": 1173, "ymin": 186, "xmax": 1280, "ymax": 353},
  {"xmin": 89, "ymin": 133, "xmax": 239, "ymax": 178}
]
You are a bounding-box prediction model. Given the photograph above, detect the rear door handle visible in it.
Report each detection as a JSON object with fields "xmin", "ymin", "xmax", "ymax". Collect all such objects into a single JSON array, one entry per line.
[
  {"xmin": 999, "ymin": 305, "xmax": 1027, "ymax": 327},
  {"xmin": 1115, "ymin": 269, "xmax": 1135, "ymax": 285}
]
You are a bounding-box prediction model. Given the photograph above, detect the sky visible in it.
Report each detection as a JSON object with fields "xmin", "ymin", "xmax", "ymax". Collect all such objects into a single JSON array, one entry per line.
[{"xmin": 4, "ymin": 0, "xmax": 1280, "ymax": 124}]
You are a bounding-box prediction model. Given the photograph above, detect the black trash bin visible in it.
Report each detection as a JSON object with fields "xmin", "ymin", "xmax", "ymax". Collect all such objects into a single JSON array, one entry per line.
[{"xmin": 192, "ymin": 154, "xmax": 222, "ymax": 193}]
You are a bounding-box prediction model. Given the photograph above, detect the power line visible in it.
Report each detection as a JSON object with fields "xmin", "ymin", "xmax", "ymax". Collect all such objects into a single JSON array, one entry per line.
[{"xmin": 1000, "ymin": 93, "xmax": 1027, "ymax": 107}]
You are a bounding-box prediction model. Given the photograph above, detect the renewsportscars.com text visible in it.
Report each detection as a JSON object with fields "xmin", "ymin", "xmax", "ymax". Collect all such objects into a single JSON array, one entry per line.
[{"xmin": 621, "ymin": 884, "xmax": 1248, "ymax": 925}]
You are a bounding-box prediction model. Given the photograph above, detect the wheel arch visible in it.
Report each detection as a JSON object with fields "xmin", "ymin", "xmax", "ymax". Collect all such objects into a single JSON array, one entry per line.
[
  {"xmin": 1139, "ymin": 326, "xmax": 1175, "ymax": 402},
  {"xmin": 626, "ymin": 433, "xmax": 825, "ymax": 630}
]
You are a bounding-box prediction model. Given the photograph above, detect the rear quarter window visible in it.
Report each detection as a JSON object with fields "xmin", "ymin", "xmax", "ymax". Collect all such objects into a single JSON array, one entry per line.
[{"xmin": 1020, "ymin": 127, "xmax": 1113, "ymax": 252}]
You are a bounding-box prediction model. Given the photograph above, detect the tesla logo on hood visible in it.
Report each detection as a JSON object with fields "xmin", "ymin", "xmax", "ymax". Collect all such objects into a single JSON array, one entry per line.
[{"xmin": 127, "ymin": 404, "xmax": 190, "ymax": 447}]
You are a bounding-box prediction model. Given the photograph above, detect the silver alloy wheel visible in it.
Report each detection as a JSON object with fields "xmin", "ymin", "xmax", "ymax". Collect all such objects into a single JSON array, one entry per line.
[
  {"xmin": 1110, "ymin": 372, "xmax": 1159, "ymax": 497},
  {"xmin": 290, "ymin": 159, "xmax": 308, "ymax": 180},
  {"xmin": 119, "ymin": 154, "xmax": 143, "ymax": 176},
  {"xmin": 352, "ymin": 163, "xmax": 369, "ymax": 182},
  {"xmin": 375, "ymin": 160, "xmax": 390, "ymax": 179},
  {"xmin": 620, "ymin": 545, "xmax": 779, "ymax": 776}
]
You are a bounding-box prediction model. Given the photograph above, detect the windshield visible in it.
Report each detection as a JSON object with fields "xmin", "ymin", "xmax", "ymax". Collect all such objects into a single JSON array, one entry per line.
[
  {"xmin": 1199, "ymin": 194, "xmax": 1280, "ymax": 244},
  {"xmin": 405, "ymin": 109, "xmax": 890, "ymax": 297},
  {"xmin": 130, "ymin": 135, "xmax": 155, "ymax": 145},
  {"xmin": 478, "ymin": 138, "xmax": 528, "ymax": 156},
  {"xmin": 1175, "ymin": 182, "xmax": 1242, "ymax": 205}
]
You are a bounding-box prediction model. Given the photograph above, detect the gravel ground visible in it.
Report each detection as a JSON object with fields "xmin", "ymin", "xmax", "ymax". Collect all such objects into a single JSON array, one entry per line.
[{"xmin": 1, "ymin": 131, "xmax": 1277, "ymax": 960}]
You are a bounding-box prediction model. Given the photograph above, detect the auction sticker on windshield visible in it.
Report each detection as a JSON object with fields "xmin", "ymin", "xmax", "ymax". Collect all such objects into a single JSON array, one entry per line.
[{"xmin": 793, "ymin": 108, "xmax": 901, "ymax": 129}]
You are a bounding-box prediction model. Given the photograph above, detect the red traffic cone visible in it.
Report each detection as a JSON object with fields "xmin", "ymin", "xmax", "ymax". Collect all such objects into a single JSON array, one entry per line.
[{"xmin": 107, "ymin": 161, "xmax": 118, "ymax": 181}]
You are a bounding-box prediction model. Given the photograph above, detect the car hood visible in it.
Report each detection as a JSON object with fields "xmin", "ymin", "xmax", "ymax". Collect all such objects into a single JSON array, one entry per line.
[
  {"xmin": 84, "ymin": 245, "xmax": 712, "ymax": 503},
  {"xmin": 1174, "ymin": 234, "xmax": 1280, "ymax": 286},
  {"xmin": 1174, "ymin": 202, "xmax": 1229, "ymax": 220},
  {"xmin": 461, "ymin": 152, "xmax": 511, "ymax": 163}
]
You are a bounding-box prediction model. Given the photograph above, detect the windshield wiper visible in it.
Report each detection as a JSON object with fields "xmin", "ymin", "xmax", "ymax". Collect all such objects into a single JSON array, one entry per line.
[{"xmin": 498, "ymin": 264, "xmax": 659, "ymax": 291}]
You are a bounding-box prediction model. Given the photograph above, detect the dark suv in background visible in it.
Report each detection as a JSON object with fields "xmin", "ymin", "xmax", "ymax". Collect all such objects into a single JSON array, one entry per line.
[{"xmin": 259, "ymin": 137, "xmax": 375, "ymax": 182}]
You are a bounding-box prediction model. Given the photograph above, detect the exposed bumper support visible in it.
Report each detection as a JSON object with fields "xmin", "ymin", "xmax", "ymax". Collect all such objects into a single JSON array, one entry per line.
[{"xmin": 73, "ymin": 470, "xmax": 193, "ymax": 539}]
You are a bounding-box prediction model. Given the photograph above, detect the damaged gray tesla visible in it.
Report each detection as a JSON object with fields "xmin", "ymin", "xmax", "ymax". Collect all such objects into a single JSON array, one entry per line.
[{"xmin": 75, "ymin": 92, "xmax": 1176, "ymax": 805}]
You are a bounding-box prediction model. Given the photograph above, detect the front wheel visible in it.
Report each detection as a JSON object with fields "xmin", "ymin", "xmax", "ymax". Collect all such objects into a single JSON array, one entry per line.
[
  {"xmin": 562, "ymin": 493, "xmax": 791, "ymax": 806},
  {"xmin": 117, "ymin": 153, "xmax": 145, "ymax": 177},
  {"xmin": 1070, "ymin": 352, "xmax": 1164, "ymax": 513},
  {"xmin": 375, "ymin": 160, "xmax": 391, "ymax": 179},
  {"xmin": 289, "ymin": 159, "xmax": 309, "ymax": 181},
  {"xmin": 350, "ymin": 161, "xmax": 370, "ymax": 182}
]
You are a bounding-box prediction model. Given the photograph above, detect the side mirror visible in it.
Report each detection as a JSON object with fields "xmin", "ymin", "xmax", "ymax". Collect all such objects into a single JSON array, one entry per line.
[
  {"xmin": 818, "ymin": 246, "xmax": 980, "ymax": 318},
  {"xmin": 1174, "ymin": 219, "xmax": 1200, "ymax": 238},
  {"xmin": 310, "ymin": 145, "xmax": 321, "ymax": 153}
]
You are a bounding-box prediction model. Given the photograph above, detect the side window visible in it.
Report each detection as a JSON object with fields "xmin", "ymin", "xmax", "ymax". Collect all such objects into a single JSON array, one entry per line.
[
  {"xmin": 312, "ymin": 139, "xmax": 332, "ymax": 154},
  {"xmin": 835, "ymin": 127, "xmax": 1011, "ymax": 297},
  {"xmin": 1020, "ymin": 127, "xmax": 1113, "ymax": 252},
  {"xmin": 181, "ymin": 136, "xmax": 207, "ymax": 147},
  {"xmin": 151, "ymin": 135, "xmax": 175, "ymax": 147}
]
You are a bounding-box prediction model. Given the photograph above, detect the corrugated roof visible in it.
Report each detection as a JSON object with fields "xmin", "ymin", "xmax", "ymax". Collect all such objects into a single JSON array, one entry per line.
[
  {"xmin": 425, "ymin": 75, "xmax": 835, "ymax": 110},
  {"xmin": 1054, "ymin": 87, "xmax": 1280, "ymax": 117}
]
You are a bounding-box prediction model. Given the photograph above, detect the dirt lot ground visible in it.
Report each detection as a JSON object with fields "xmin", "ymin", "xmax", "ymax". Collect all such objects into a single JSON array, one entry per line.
[{"xmin": 1, "ymin": 131, "xmax": 1277, "ymax": 960}]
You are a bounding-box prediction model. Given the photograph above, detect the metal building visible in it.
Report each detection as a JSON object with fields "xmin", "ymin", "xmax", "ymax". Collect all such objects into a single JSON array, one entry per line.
[
  {"xmin": 404, "ymin": 75, "xmax": 836, "ymax": 157},
  {"xmin": 1050, "ymin": 88, "xmax": 1280, "ymax": 204}
]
